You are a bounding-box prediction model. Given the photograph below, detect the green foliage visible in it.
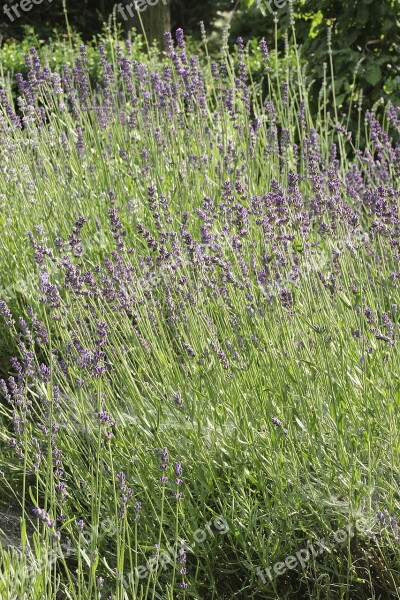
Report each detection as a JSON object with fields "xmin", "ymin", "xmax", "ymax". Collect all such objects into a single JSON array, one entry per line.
[
  {"xmin": 292, "ymin": 0, "xmax": 400, "ymax": 130},
  {"xmin": 227, "ymin": 0, "xmax": 400, "ymax": 144}
]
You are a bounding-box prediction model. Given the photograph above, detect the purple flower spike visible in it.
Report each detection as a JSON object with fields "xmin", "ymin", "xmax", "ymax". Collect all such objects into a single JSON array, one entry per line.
[
  {"xmin": 176, "ymin": 28, "xmax": 185, "ymax": 50},
  {"xmin": 160, "ymin": 447, "xmax": 169, "ymax": 470},
  {"xmin": 0, "ymin": 301, "xmax": 15, "ymax": 328},
  {"xmin": 77, "ymin": 519, "xmax": 85, "ymax": 531},
  {"xmin": 174, "ymin": 461, "xmax": 183, "ymax": 477},
  {"xmin": 164, "ymin": 32, "xmax": 174, "ymax": 54},
  {"xmin": 259, "ymin": 39, "xmax": 271, "ymax": 72}
]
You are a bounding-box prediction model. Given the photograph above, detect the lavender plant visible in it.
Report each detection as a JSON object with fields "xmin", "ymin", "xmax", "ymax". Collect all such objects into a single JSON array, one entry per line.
[{"xmin": 0, "ymin": 21, "xmax": 399, "ymax": 600}]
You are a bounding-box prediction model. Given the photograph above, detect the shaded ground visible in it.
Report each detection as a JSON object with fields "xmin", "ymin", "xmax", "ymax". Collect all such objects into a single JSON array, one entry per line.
[{"xmin": 0, "ymin": 505, "xmax": 34, "ymax": 550}]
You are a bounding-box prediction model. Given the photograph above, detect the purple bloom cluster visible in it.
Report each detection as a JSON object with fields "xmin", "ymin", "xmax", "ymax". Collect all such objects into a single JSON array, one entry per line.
[
  {"xmin": 174, "ymin": 461, "xmax": 183, "ymax": 500},
  {"xmin": 33, "ymin": 506, "xmax": 60, "ymax": 540},
  {"xmin": 376, "ymin": 511, "xmax": 400, "ymax": 541},
  {"xmin": 159, "ymin": 447, "xmax": 169, "ymax": 484},
  {"xmin": 117, "ymin": 470, "xmax": 133, "ymax": 519}
]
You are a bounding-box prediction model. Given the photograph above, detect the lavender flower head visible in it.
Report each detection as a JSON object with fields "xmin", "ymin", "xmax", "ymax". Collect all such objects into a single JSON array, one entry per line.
[
  {"xmin": 0, "ymin": 301, "xmax": 15, "ymax": 328},
  {"xmin": 159, "ymin": 447, "xmax": 169, "ymax": 483},
  {"xmin": 175, "ymin": 28, "xmax": 186, "ymax": 50}
]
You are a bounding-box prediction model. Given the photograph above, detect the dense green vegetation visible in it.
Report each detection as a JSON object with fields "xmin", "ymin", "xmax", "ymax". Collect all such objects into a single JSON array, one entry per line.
[
  {"xmin": 1, "ymin": 0, "xmax": 399, "ymax": 141},
  {"xmin": 0, "ymin": 5, "xmax": 399, "ymax": 600}
]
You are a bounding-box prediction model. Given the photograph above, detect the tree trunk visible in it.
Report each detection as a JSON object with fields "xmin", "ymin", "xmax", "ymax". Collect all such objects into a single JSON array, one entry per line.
[
  {"xmin": 140, "ymin": 0, "xmax": 171, "ymax": 49},
  {"xmin": 123, "ymin": 0, "xmax": 171, "ymax": 50}
]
